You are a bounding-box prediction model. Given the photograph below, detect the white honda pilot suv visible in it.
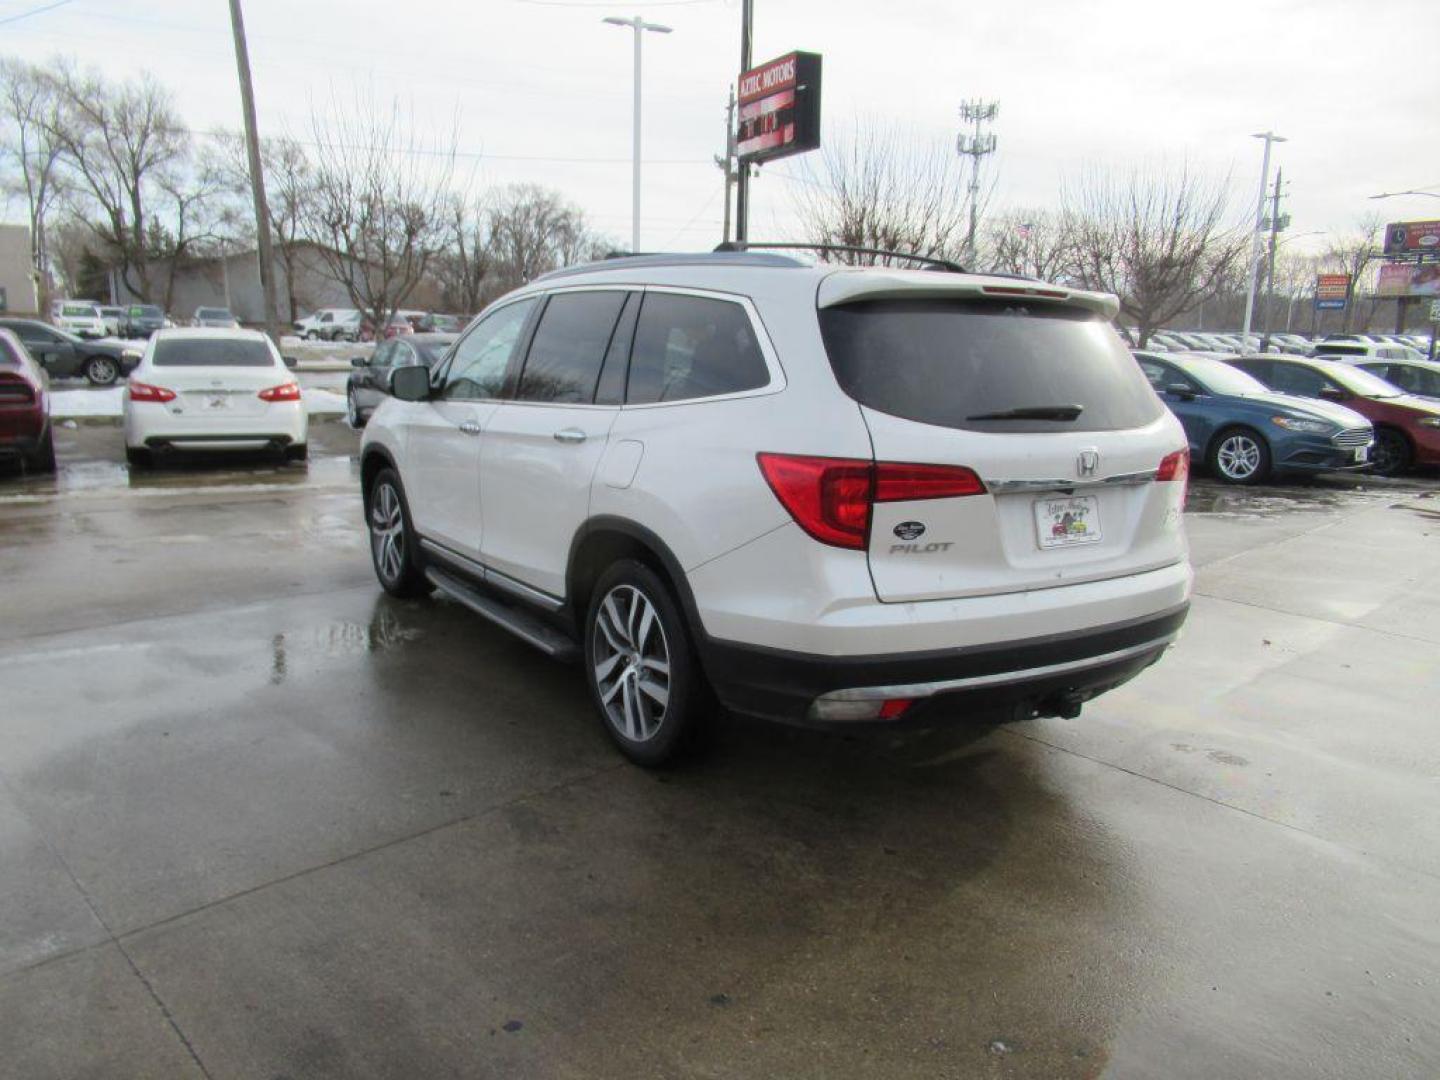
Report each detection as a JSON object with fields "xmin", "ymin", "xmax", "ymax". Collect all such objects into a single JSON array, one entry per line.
[{"xmin": 360, "ymin": 251, "xmax": 1192, "ymax": 764}]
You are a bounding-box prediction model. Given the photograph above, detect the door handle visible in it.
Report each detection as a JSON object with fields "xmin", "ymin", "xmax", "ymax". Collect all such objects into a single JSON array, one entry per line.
[
  {"xmin": 553, "ymin": 428, "xmax": 587, "ymax": 444},
  {"xmin": 459, "ymin": 420, "xmax": 482, "ymax": 436}
]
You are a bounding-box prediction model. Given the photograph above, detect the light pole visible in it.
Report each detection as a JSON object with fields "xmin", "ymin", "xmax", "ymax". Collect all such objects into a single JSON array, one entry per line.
[
  {"xmin": 603, "ymin": 15, "xmax": 672, "ymax": 253},
  {"xmin": 1369, "ymin": 189, "xmax": 1440, "ymax": 200},
  {"xmin": 1242, "ymin": 131, "xmax": 1286, "ymax": 341}
]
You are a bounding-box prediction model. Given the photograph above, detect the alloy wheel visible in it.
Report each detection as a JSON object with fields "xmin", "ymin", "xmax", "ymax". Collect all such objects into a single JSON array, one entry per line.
[
  {"xmin": 591, "ymin": 585, "xmax": 672, "ymax": 743},
  {"xmin": 87, "ymin": 356, "xmax": 117, "ymax": 385},
  {"xmin": 1216, "ymin": 434, "xmax": 1261, "ymax": 481},
  {"xmin": 347, "ymin": 388, "xmax": 361, "ymax": 427},
  {"xmin": 370, "ymin": 482, "xmax": 405, "ymax": 584}
]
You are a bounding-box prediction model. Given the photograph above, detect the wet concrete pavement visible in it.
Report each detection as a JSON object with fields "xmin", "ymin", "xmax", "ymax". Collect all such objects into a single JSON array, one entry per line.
[{"xmin": 1, "ymin": 428, "xmax": 1438, "ymax": 1078}]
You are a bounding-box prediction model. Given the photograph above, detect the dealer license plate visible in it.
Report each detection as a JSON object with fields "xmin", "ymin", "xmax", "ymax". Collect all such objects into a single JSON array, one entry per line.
[{"xmin": 1035, "ymin": 495, "xmax": 1102, "ymax": 549}]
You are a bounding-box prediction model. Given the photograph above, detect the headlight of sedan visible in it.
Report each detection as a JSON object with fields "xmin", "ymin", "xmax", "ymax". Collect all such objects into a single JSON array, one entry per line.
[
  {"xmin": 1271, "ymin": 416, "xmax": 1333, "ymax": 434},
  {"xmin": 1418, "ymin": 417, "xmax": 1440, "ymax": 429}
]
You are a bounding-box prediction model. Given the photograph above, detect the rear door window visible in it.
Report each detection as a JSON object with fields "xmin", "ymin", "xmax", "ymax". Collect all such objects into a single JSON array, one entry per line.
[
  {"xmin": 819, "ymin": 298, "xmax": 1162, "ymax": 433},
  {"xmin": 626, "ymin": 293, "xmax": 769, "ymax": 404},
  {"xmin": 516, "ymin": 291, "xmax": 627, "ymax": 404},
  {"xmin": 152, "ymin": 339, "xmax": 274, "ymax": 367}
]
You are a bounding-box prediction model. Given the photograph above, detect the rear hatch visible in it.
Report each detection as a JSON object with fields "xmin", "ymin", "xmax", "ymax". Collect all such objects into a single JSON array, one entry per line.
[{"xmin": 817, "ymin": 274, "xmax": 1188, "ymax": 603}]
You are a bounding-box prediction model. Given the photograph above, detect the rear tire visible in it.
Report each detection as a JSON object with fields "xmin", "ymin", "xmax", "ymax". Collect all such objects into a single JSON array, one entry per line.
[
  {"xmin": 28, "ymin": 429, "xmax": 56, "ymax": 473},
  {"xmin": 367, "ymin": 468, "xmax": 428, "ymax": 598},
  {"xmin": 583, "ymin": 559, "xmax": 708, "ymax": 767},
  {"xmin": 1371, "ymin": 427, "xmax": 1412, "ymax": 477},
  {"xmin": 1208, "ymin": 426, "xmax": 1271, "ymax": 485},
  {"xmin": 84, "ymin": 355, "xmax": 119, "ymax": 386},
  {"xmin": 286, "ymin": 443, "xmax": 308, "ymax": 463},
  {"xmin": 125, "ymin": 446, "xmax": 152, "ymax": 470}
]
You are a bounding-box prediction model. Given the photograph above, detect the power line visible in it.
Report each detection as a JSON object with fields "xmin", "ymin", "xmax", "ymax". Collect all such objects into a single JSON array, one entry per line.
[{"xmin": 0, "ymin": 0, "xmax": 74, "ymax": 27}]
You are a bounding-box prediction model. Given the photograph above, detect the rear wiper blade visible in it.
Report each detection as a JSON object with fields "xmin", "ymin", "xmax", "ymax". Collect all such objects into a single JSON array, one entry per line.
[{"xmin": 966, "ymin": 405, "xmax": 1084, "ymax": 421}]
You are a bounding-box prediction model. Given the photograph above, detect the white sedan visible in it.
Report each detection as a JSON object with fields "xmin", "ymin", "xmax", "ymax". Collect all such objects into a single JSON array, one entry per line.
[{"xmin": 122, "ymin": 328, "xmax": 307, "ymax": 467}]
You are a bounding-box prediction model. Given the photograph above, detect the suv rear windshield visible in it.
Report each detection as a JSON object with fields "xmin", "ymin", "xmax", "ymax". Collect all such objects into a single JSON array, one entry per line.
[
  {"xmin": 153, "ymin": 339, "xmax": 273, "ymax": 367},
  {"xmin": 819, "ymin": 298, "xmax": 1163, "ymax": 433}
]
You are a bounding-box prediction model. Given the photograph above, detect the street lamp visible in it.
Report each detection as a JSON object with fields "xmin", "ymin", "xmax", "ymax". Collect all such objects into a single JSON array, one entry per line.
[
  {"xmin": 603, "ymin": 15, "xmax": 672, "ymax": 253},
  {"xmin": 1242, "ymin": 131, "xmax": 1287, "ymax": 340},
  {"xmin": 1369, "ymin": 189, "xmax": 1440, "ymax": 200}
]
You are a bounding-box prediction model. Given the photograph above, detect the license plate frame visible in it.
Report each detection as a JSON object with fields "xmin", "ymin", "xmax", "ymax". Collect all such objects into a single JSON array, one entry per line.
[{"xmin": 1034, "ymin": 495, "xmax": 1102, "ymax": 550}]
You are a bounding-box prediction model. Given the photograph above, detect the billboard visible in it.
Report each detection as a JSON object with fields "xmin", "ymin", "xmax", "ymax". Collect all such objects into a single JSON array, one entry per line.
[
  {"xmin": 1382, "ymin": 220, "xmax": 1440, "ymax": 256},
  {"xmin": 1375, "ymin": 261, "xmax": 1440, "ymax": 298},
  {"xmin": 1314, "ymin": 273, "xmax": 1350, "ymax": 310},
  {"xmin": 736, "ymin": 51, "xmax": 822, "ymax": 164}
]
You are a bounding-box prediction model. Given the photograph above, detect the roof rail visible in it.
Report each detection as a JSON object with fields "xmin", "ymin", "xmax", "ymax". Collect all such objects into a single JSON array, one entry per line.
[
  {"xmin": 535, "ymin": 250, "xmax": 806, "ymax": 281},
  {"xmin": 714, "ymin": 241, "xmax": 965, "ymax": 274}
]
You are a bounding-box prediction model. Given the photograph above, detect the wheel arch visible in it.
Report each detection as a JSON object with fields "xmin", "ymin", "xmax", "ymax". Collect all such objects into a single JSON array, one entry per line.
[
  {"xmin": 566, "ymin": 517, "xmax": 709, "ymax": 652},
  {"xmin": 359, "ymin": 444, "xmax": 399, "ymax": 516}
]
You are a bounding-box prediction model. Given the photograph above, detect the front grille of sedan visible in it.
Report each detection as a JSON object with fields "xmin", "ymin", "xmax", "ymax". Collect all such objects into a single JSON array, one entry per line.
[{"xmin": 1331, "ymin": 427, "xmax": 1372, "ymax": 447}]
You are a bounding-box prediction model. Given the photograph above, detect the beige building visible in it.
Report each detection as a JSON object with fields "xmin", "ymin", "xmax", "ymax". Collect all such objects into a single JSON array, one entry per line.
[{"xmin": 0, "ymin": 224, "xmax": 39, "ymax": 317}]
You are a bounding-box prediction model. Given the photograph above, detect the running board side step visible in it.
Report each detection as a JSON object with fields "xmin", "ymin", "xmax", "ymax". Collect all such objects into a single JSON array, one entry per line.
[{"xmin": 426, "ymin": 567, "xmax": 579, "ymax": 662}]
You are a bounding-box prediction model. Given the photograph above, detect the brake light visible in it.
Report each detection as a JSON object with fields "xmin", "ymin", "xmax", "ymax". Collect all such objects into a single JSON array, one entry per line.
[
  {"xmin": 980, "ymin": 285, "xmax": 1070, "ymax": 300},
  {"xmin": 128, "ymin": 381, "xmax": 176, "ymax": 403},
  {"xmin": 1156, "ymin": 448, "xmax": 1189, "ymax": 482},
  {"xmin": 757, "ymin": 454, "xmax": 987, "ymax": 550},
  {"xmin": 258, "ymin": 381, "xmax": 301, "ymax": 402}
]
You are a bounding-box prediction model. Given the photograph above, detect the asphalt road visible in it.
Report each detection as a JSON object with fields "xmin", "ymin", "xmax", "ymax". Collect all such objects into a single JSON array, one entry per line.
[{"xmin": 2, "ymin": 425, "xmax": 1438, "ymax": 1079}]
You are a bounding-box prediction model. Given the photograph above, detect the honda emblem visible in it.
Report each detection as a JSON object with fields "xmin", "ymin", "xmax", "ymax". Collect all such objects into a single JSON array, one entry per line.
[{"xmin": 1076, "ymin": 449, "xmax": 1100, "ymax": 478}]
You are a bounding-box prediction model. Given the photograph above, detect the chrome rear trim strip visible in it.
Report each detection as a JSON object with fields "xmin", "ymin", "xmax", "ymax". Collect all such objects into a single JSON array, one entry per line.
[{"xmin": 984, "ymin": 470, "xmax": 1158, "ymax": 494}]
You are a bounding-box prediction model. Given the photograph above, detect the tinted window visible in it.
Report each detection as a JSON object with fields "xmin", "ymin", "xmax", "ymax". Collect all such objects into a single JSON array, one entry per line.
[
  {"xmin": 370, "ymin": 342, "xmax": 395, "ymax": 367},
  {"xmin": 411, "ymin": 339, "xmax": 454, "ymax": 367},
  {"xmin": 1266, "ymin": 362, "xmax": 1329, "ymax": 397},
  {"xmin": 442, "ymin": 299, "xmax": 535, "ymax": 401},
  {"xmin": 595, "ymin": 294, "xmax": 639, "ymax": 406},
  {"xmin": 153, "ymin": 338, "xmax": 274, "ymax": 367},
  {"xmin": 391, "ymin": 342, "xmax": 418, "ymax": 368},
  {"xmin": 821, "ymin": 299, "xmax": 1162, "ymax": 433},
  {"xmin": 1137, "ymin": 358, "xmax": 1190, "ymax": 392},
  {"xmin": 517, "ymin": 291, "xmax": 627, "ymax": 404},
  {"xmin": 627, "ymin": 293, "xmax": 768, "ymax": 404}
]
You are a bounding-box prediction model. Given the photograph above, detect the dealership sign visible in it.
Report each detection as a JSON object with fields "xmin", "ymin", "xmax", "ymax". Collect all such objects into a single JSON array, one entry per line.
[
  {"xmin": 1376, "ymin": 261, "xmax": 1440, "ymax": 298},
  {"xmin": 1382, "ymin": 220, "xmax": 1440, "ymax": 257},
  {"xmin": 736, "ymin": 51, "xmax": 822, "ymax": 164},
  {"xmin": 1314, "ymin": 272, "xmax": 1350, "ymax": 310}
]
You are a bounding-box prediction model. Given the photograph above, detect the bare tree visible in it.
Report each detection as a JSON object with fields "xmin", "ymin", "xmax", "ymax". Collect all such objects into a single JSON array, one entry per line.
[
  {"xmin": 793, "ymin": 121, "xmax": 974, "ymax": 265},
  {"xmin": 47, "ymin": 61, "xmax": 190, "ymax": 302},
  {"xmin": 482, "ymin": 183, "xmax": 600, "ymax": 301},
  {"xmin": 430, "ymin": 194, "xmax": 490, "ymax": 315},
  {"xmin": 302, "ymin": 93, "xmax": 456, "ymax": 331},
  {"xmin": 216, "ymin": 131, "xmax": 316, "ymax": 321},
  {"xmin": 1063, "ymin": 165, "xmax": 1244, "ymax": 346},
  {"xmin": 984, "ymin": 209, "xmax": 1074, "ymax": 282},
  {"xmin": 0, "ymin": 57, "xmax": 70, "ymax": 309},
  {"xmin": 1321, "ymin": 216, "xmax": 1383, "ymax": 333}
]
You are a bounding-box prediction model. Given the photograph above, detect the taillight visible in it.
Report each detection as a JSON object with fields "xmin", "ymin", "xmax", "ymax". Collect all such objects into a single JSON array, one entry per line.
[
  {"xmin": 128, "ymin": 381, "xmax": 176, "ymax": 403},
  {"xmin": 757, "ymin": 454, "xmax": 987, "ymax": 550},
  {"xmin": 1156, "ymin": 448, "xmax": 1188, "ymax": 482},
  {"xmin": 258, "ymin": 381, "xmax": 301, "ymax": 402},
  {"xmin": 0, "ymin": 376, "xmax": 36, "ymax": 405}
]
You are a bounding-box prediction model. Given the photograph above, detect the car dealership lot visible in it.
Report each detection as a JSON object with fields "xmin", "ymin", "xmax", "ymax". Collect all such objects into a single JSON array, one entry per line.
[{"xmin": 1, "ymin": 427, "xmax": 1438, "ymax": 1079}]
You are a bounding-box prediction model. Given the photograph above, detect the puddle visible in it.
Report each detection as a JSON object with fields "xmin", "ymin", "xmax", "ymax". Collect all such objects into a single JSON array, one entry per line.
[
  {"xmin": 1184, "ymin": 476, "xmax": 1440, "ymax": 518},
  {"xmin": 268, "ymin": 608, "xmax": 424, "ymax": 684}
]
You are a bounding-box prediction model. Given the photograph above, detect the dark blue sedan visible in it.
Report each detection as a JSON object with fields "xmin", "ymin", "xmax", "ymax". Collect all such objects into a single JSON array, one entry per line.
[{"xmin": 1134, "ymin": 352, "xmax": 1374, "ymax": 484}]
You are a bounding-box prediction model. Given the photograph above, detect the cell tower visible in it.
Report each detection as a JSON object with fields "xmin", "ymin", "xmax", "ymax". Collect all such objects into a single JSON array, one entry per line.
[{"xmin": 956, "ymin": 100, "xmax": 999, "ymax": 266}]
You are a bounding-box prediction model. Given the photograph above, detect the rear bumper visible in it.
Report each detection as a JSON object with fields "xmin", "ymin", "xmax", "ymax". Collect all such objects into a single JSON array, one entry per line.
[
  {"xmin": 124, "ymin": 401, "xmax": 307, "ymax": 450},
  {"xmin": 700, "ymin": 603, "xmax": 1188, "ymax": 726}
]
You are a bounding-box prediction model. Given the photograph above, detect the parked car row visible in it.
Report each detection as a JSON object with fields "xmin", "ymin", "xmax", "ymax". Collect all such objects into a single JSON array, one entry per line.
[
  {"xmin": 0, "ymin": 318, "xmax": 143, "ymax": 385},
  {"xmin": 1130, "ymin": 327, "xmax": 1432, "ymax": 360},
  {"xmin": 293, "ymin": 308, "xmax": 471, "ymax": 343}
]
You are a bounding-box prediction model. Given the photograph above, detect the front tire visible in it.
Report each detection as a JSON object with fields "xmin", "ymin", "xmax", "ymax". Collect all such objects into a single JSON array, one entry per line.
[
  {"xmin": 1371, "ymin": 427, "xmax": 1412, "ymax": 477},
  {"xmin": 1208, "ymin": 427, "xmax": 1271, "ymax": 485},
  {"xmin": 347, "ymin": 388, "xmax": 365, "ymax": 428},
  {"xmin": 368, "ymin": 468, "xmax": 428, "ymax": 598},
  {"xmin": 584, "ymin": 560, "xmax": 707, "ymax": 766},
  {"xmin": 84, "ymin": 355, "xmax": 119, "ymax": 386}
]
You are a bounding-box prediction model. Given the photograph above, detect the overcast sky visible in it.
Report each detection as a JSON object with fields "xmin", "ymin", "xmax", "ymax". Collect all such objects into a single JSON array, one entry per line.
[{"xmin": 4, "ymin": 0, "xmax": 1438, "ymax": 256}]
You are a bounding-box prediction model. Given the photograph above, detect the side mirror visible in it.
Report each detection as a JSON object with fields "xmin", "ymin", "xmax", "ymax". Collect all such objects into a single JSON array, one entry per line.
[
  {"xmin": 282, "ymin": 355, "xmax": 298, "ymax": 370},
  {"xmin": 350, "ymin": 356, "xmax": 368, "ymax": 367},
  {"xmin": 1166, "ymin": 383, "xmax": 1197, "ymax": 400},
  {"xmin": 1319, "ymin": 386, "xmax": 1348, "ymax": 402},
  {"xmin": 390, "ymin": 363, "xmax": 431, "ymax": 402}
]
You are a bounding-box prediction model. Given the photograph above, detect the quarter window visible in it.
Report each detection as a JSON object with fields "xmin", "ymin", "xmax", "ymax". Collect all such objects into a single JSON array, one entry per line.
[
  {"xmin": 517, "ymin": 291, "xmax": 628, "ymax": 404},
  {"xmin": 441, "ymin": 299, "xmax": 535, "ymax": 401},
  {"xmin": 626, "ymin": 293, "xmax": 768, "ymax": 404}
]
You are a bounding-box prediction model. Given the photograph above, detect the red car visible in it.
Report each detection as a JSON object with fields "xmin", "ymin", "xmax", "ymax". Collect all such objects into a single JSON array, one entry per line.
[
  {"xmin": 1228, "ymin": 354, "xmax": 1440, "ymax": 475},
  {"xmin": 0, "ymin": 328, "xmax": 55, "ymax": 472}
]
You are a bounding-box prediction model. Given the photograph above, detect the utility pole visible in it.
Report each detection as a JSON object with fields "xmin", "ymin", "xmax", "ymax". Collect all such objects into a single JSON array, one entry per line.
[
  {"xmin": 603, "ymin": 15, "xmax": 673, "ymax": 253},
  {"xmin": 1242, "ymin": 130, "xmax": 1286, "ymax": 342},
  {"xmin": 733, "ymin": 0, "xmax": 754, "ymax": 243},
  {"xmin": 715, "ymin": 87, "xmax": 737, "ymax": 244},
  {"xmin": 226, "ymin": 0, "xmax": 279, "ymax": 343},
  {"xmin": 1260, "ymin": 166, "xmax": 1285, "ymax": 352},
  {"xmin": 956, "ymin": 100, "xmax": 999, "ymax": 268}
]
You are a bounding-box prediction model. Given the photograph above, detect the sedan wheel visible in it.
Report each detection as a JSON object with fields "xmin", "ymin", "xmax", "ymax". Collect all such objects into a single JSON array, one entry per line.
[
  {"xmin": 347, "ymin": 388, "xmax": 364, "ymax": 428},
  {"xmin": 1211, "ymin": 430, "xmax": 1269, "ymax": 485},
  {"xmin": 591, "ymin": 584, "xmax": 672, "ymax": 745},
  {"xmin": 84, "ymin": 355, "xmax": 118, "ymax": 386},
  {"xmin": 1371, "ymin": 428, "xmax": 1412, "ymax": 477}
]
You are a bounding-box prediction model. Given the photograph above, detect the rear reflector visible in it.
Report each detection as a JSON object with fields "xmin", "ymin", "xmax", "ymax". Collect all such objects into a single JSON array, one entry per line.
[
  {"xmin": 809, "ymin": 695, "xmax": 919, "ymax": 722},
  {"xmin": 757, "ymin": 454, "xmax": 987, "ymax": 550},
  {"xmin": 877, "ymin": 698, "xmax": 915, "ymax": 720},
  {"xmin": 128, "ymin": 381, "xmax": 177, "ymax": 403},
  {"xmin": 258, "ymin": 381, "xmax": 302, "ymax": 402}
]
